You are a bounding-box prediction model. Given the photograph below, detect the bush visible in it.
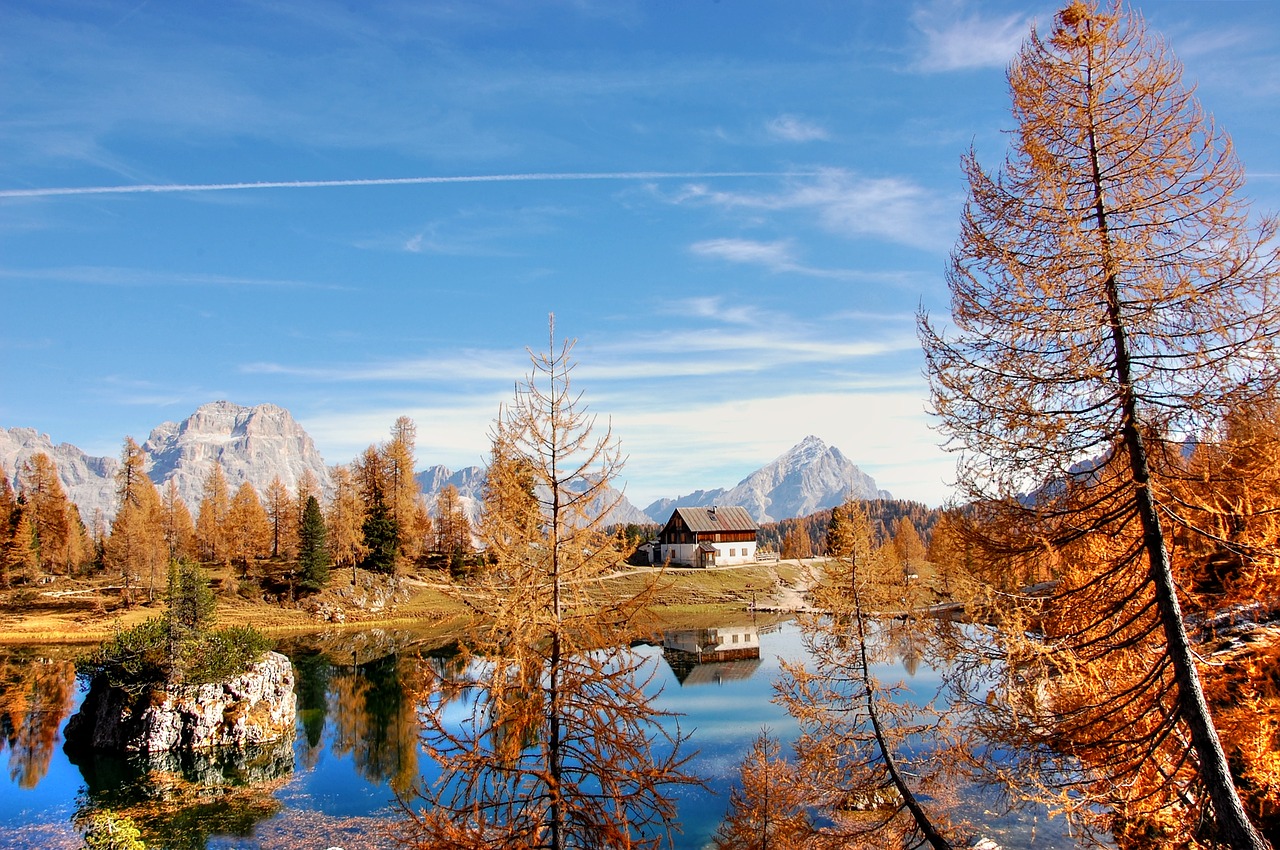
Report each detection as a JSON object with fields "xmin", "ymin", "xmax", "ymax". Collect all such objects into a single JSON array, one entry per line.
[
  {"xmin": 81, "ymin": 809, "xmax": 146, "ymax": 850},
  {"xmin": 76, "ymin": 617, "xmax": 171, "ymax": 695},
  {"xmin": 77, "ymin": 615, "xmax": 272, "ymax": 694},
  {"xmin": 182, "ymin": 626, "xmax": 272, "ymax": 685}
]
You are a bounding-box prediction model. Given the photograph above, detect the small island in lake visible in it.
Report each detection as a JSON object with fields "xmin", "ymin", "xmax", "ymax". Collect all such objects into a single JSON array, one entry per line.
[{"xmin": 64, "ymin": 560, "xmax": 295, "ymax": 754}]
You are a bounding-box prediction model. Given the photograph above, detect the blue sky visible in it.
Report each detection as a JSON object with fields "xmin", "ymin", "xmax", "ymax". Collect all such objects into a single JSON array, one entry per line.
[{"xmin": 2, "ymin": 1, "xmax": 1277, "ymax": 509}]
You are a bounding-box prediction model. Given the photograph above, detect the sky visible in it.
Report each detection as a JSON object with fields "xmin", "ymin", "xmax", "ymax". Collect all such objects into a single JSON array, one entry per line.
[{"xmin": 2, "ymin": 1, "xmax": 1278, "ymax": 510}]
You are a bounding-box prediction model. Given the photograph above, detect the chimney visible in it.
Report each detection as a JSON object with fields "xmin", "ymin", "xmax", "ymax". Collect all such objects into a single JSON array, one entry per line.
[{"xmin": 708, "ymin": 505, "xmax": 717, "ymax": 521}]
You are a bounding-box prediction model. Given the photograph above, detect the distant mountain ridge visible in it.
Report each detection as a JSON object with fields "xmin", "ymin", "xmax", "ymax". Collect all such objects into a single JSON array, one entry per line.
[
  {"xmin": 0, "ymin": 427, "xmax": 120, "ymax": 524},
  {"xmin": 414, "ymin": 464, "xmax": 651, "ymax": 528},
  {"xmin": 3, "ymin": 408, "xmax": 885, "ymax": 529},
  {"xmin": 1, "ymin": 402, "xmax": 334, "ymax": 523},
  {"xmin": 642, "ymin": 435, "xmax": 890, "ymax": 524},
  {"xmin": 143, "ymin": 401, "xmax": 334, "ymax": 514}
]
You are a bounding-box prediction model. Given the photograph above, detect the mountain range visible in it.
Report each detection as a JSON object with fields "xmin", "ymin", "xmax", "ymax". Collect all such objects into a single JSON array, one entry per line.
[
  {"xmin": 641, "ymin": 434, "xmax": 890, "ymax": 523},
  {"xmin": 1, "ymin": 402, "xmax": 890, "ymax": 527}
]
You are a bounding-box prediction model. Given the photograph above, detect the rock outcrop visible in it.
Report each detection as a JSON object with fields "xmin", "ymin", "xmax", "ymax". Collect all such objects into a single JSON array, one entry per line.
[{"xmin": 65, "ymin": 651, "xmax": 297, "ymax": 753}]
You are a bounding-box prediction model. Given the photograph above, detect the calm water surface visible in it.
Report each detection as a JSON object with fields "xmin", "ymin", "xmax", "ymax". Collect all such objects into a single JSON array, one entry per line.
[{"xmin": 0, "ymin": 619, "xmax": 1076, "ymax": 849}]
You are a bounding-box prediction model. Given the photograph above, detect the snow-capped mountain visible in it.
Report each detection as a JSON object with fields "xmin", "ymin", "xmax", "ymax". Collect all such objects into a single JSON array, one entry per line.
[{"xmin": 643, "ymin": 435, "xmax": 890, "ymax": 524}]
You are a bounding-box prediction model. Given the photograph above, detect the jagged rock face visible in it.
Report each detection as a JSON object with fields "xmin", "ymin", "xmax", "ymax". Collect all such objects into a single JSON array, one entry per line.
[
  {"xmin": 0, "ymin": 427, "xmax": 118, "ymax": 525},
  {"xmin": 417, "ymin": 464, "xmax": 486, "ymax": 525},
  {"xmin": 64, "ymin": 651, "xmax": 297, "ymax": 752},
  {"xmin": 644, "ymin": 435, "xmax": 891, "ymax": 524},
  {"xmin": 144, "ymin": 401, "xmax": 333, "ymax": 514}
]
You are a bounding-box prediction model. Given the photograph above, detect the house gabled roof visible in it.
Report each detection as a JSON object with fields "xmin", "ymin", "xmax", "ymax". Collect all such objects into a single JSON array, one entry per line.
[{"xmin": 671, "ymin": 505, "xmax": 758, "ymax": 534}]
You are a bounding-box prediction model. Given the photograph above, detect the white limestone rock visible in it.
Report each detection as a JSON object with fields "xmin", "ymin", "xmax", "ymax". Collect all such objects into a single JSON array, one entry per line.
[{"xmin": 65, "ymin": 651, "xmax": 297, "ymax": 752}]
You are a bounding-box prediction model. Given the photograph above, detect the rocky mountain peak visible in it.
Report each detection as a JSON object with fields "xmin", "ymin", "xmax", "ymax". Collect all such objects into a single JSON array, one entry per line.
[
  {"xmin": 144, "ymin": 401, "xmax": 333, "ymax": 513},
  {"xmin": 643, "ymin": 436, "xmax": 890, "ymax": 524}
]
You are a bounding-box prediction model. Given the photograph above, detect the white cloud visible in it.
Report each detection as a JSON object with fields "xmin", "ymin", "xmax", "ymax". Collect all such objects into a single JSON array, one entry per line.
[
  {"xmin": 766, "ymin": 114, "xmax": 829, "ymax": 143},
  {"xmin": 675, "ymin": 168, "xmax": 956, "ymax": 252},
  {"xmin": 910, "ymin": 1, "xmax": 1031, "ymax": 72},
  {"xmin": 690, "ymin": 238, "xmax": 795, "ymax": 268}
]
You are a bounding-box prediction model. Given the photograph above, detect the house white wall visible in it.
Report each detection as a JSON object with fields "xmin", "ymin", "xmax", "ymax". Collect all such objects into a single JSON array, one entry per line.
[{"xmin": 659, "ymin": 540, "xmax": 758, "ymax": 566}]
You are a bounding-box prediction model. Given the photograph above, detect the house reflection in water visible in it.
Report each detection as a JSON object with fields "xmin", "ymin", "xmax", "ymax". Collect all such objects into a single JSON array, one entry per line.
[{"xmin": 661, "ymin": 625, "xmax": 762, "ymax": 686}]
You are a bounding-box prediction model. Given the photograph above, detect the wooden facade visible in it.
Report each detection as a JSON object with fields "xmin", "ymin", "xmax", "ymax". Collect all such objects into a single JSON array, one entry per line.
[{"xmin": 655, "ymin": 505, "xmax": 759, "ymax": 567}]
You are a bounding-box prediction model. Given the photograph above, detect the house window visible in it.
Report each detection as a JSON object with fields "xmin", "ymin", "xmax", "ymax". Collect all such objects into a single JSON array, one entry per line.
[
  {"xmin": 729, "ymin": 548, "xmax": 736, "ymax": 557},
  {"xmin": 732, "ymin": 634, "xmax": 739, "ymax": 644}
]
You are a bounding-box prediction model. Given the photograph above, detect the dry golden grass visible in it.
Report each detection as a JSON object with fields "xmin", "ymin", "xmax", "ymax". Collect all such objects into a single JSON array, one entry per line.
[{"xmin": 0, "ymin": 560, "xmax": 795, "ymax": 644}]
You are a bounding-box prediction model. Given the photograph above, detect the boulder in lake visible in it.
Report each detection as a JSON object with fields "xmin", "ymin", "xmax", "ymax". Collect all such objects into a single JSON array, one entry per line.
[{"xmin": 65, "ymin": 651, "xmax": 296, "ymax": 752}]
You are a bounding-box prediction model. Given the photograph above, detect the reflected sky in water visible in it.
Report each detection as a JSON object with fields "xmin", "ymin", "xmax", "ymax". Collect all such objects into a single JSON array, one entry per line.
[{"xmin": 0, "ymin": 619, "xmax": 1072, "ymax": 850}]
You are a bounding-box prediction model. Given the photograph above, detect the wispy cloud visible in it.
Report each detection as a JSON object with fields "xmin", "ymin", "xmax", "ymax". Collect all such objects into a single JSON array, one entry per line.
[
  {"xmin": 766, "ymin": 114, "xmax": 829, "ymax": 143},
  {"xmin": 691, "ymin": 238, "xmax": 795, "ymax": 268},
  {"xmin": 910, "ymin": 1, "xmax": 1031, "ymax": 72},
  {"xmin": 675, "ymin": 168, "xmax": 955, "ymax": 252}
]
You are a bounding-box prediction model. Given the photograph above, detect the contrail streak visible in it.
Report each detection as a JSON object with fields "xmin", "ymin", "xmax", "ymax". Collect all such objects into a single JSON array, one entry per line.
[{"xmin": 0, "ymin": 170, "xmax": 811, "ymax": 199}]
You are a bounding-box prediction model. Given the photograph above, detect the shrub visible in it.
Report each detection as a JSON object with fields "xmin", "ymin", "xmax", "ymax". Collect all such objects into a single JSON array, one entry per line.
[
  {"xmin": 81, "ymin": 809, "xmax": 145, "ymax": 850},
  {"xmin": 182, "ymin": 626, "xmax": 272, "ymax": 685},
  {"xmin": 76, "ymin": 617, "xmax": 171, "ymax": 695}
]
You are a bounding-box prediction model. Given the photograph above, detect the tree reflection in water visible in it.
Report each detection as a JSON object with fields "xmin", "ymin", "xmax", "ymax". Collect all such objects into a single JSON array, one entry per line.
[
  {"xmin": 0, "ymin": 649, "xmax": 76, "ymax": 789},
  {"xmin": 67, "ymin": 738, "xmax": 293, "ymax": 850}
]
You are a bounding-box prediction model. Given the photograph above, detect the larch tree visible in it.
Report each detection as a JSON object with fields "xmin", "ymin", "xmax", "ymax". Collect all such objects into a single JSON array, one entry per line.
[
  {"xmin": 195, "ymin": 464, "xmax": 231, "ymax": 565},
  {"xmin": 917, "ymin": 2, "xmax": 1279, "ymax": 846},
  {"xmin": 713, "ymin": 730, "xmax": 813, "ymax": 850},
  {"xmin": 160, "ymin": 479, "xmax": 196, "ymax": 561},
  {"xmin": 18, "ymin": 453, "xmax": 82, "ymax": 575},
  {"xmin": 777, "ymin": 504, "xmax": 959, "ymax": 849},
  {"xmin": 384, "ymin": 416, "xmax": 424, "ymax": 560},
  {"xmin": 264, "ymin": 476, "xmax": 292, "ymax": 560},
  {"xmin": 0, "ymin": 468, "xmax": 18, "ymax": 587},
  {"xmin": 326, "ymin": 464, "xmax": 367, "ymax": 576},
  {"xmin": 432, "ymin": 484, "xmax": 472, "ymax": 568},
  {"xmin": 396, "ymin": 316, "xmax": 695, "ymax": 850},
  {"xmin": 226, "ymin": 482, "xmax": 271, "ymax": 574},
  {"xmin": 105, "ymin": 437, "xmax": 167, "ymax": 602}
]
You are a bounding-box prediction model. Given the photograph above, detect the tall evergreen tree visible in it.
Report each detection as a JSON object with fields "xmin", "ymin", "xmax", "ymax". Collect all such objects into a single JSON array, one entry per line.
[
  {"xmin": 297, "ymin": 495, "xmax": 329, "ymax": 591},
  {"xmin": 356, "ymin": 446, "xmax": 398, "ymax": 574}
]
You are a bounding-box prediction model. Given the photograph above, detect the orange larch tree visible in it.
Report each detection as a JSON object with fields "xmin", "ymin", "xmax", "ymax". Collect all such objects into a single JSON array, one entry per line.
[{"xmin": 918, "ymin": 2, "xmax": 1279, "ymax": 846}]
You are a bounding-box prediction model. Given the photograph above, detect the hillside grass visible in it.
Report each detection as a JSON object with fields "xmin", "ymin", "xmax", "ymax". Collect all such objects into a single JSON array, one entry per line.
[{"xmin": 0, "ymin": 559, "xmax": 807, "ymax": 644}]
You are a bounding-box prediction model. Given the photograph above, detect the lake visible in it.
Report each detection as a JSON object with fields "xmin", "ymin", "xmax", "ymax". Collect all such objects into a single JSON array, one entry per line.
[{"xmin": 0, "ymin": 618, "xmax": 1079, "ymax": 849}]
